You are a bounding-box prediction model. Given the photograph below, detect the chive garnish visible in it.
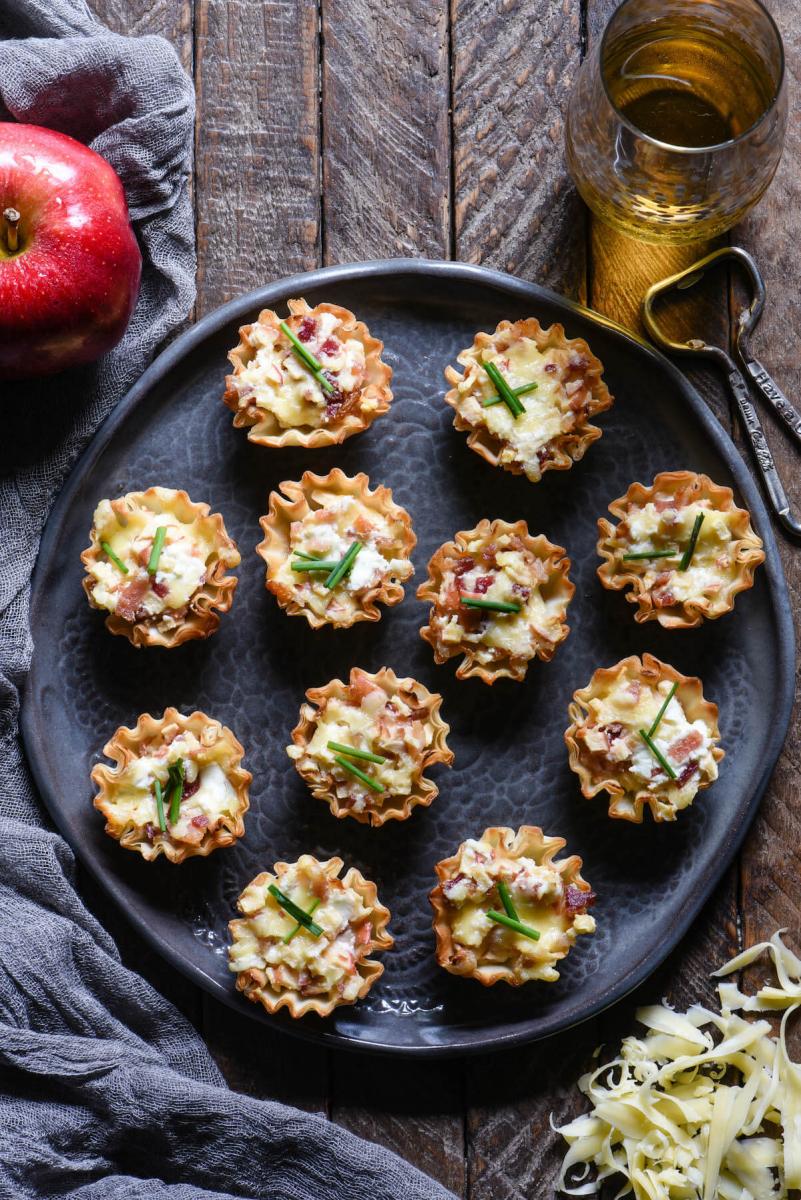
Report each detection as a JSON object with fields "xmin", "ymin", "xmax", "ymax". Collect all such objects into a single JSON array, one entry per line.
[
  {"xmin": 622, "ymin": 549, "xmax": 677, "ymax": 561},
  {"xmin": 154, "ymin": 779, "xmax": 166, "ymax": 833},
  {"xmin": 487, "ymin": 910, "xmax": 541, "ymax": 941},
  {"xmin": 460, "ymin": 596, "xmax": 521, "ymax": 614},
  {"xmin": 147, "ymin": 526, "xmax": 167, "ymax": 576},
  {"xmin": 679, "ymin": 513, "xmax": 705, "ymax": 571},
  {"xmin": 647, "ymin": 681, "xmax": 679, "ymax": 739},
  {"xmin": 167, "ymin": 760, "xmax": 185, "ymax": 824},
  {"xmin": 324, "ymin": 540, "xmax": 362, "ymax": 590},
  {"xmin": 291, "ymin": 559, "xmax": 339, "ymax": 572},
  {"xmin": 482, "ymin": 381, "xmax": 538, "ymax": 408},
  {"xmin": 294, "ymin": 550, "xmax": 322, "ymax": 560},
  {"xmin": 497, "ymin": 881, "xmax": 519, "ymax": 922},
  {"xmin": 101, "ymin": 541, "xmax": 129, "ymax": 574},
  {"xmin": 268, "ymin": 884, "xmax": 324, "ymax": 937},
  {"xmin": 279, "ymin": 320, "xmax": 334, "ymax": 395},
  {"xmin": 327, "ymin": 740, "xmax": 387, "ymax": 765},
  {"xmin": 638, "ymin": 729, "xmax": 678, "ymax": 781},
  {"xmin": 283, "ymin": 897, "xmax": 322, "ymax": 944},
  {"xmin": 483, "ymin": 361, "xmax": 524, "ymax": 418},
  {"xmin": 333, "ymin": 754, "xmax": 384, "ymax": 792}
]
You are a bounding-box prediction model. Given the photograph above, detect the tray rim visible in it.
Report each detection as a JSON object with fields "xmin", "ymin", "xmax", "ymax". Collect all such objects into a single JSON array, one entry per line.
[{"xmin": 21, "ymin": 257, "xmax": 796, "ymax": 1058}]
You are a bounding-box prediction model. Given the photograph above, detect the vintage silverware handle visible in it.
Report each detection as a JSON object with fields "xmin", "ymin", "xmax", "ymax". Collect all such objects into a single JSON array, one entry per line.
[
  {"xmin": 727, "ymin": 369, "xmax": 801, "ymax": 537},
  {"xmin": 744, "ymin": 356, "xmax": 801, "ymax": 449}
]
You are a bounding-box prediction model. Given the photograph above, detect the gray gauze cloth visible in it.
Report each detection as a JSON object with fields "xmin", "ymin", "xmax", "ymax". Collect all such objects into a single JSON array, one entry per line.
[{"xmin": 0, "ymin": 3, "xmax": 454, "ymax": 1198}]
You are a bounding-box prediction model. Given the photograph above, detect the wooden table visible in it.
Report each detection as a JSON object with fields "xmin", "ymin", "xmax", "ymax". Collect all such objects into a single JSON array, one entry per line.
[{"xmin": 88, "ymin": 0, "xmax": 801, "ymax": 1193}]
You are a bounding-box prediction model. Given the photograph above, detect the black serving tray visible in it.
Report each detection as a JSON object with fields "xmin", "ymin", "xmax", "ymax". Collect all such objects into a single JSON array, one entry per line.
[{"xmin": 22, "ymin": 259, "xmax": 794, "ymax": 1056}]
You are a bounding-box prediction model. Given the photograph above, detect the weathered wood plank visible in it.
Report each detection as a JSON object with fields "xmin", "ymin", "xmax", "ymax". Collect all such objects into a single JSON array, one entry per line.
[
  {"xmin": 193, "ymin": 0, "xmax": 321, "ymax": 314},
  {"xmin": 451, "ymin": 0, "xmax": 586, "ymax": 297},
  {"xmin": 90, "ymin": 0, "xmax": 193, "ymax": 69},
  {"xmin": 321, "ymin": 0, "xmax": 450, "ymax": 262}
]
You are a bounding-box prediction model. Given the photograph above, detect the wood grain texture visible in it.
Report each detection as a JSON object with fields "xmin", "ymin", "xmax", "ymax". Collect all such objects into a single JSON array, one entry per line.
[
  {"xmin": 451, "ymin": 0, "xmax": 586, "ymax": 296},
  {"xmin": 321, "ymin": 0, "xmax": 450, "ymax": 261},
  {"xmin": 193, "ymin": 0, "xmax": 321, "ymax": 314},
  {"xmin": 89, "ymin": 0, "xmax": 193, "ymax": 67}
]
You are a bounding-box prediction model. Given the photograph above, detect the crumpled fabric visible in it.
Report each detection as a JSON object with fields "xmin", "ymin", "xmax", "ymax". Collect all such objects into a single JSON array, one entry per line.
[{"xmin": 0, "ymin": 3, "xmax": 454, "ymax": 1198}]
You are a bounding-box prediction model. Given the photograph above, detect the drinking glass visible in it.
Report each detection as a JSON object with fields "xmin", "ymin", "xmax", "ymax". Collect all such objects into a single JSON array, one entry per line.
[{"xmin": 565, "ymin": 0, "xmax": 787, "ymax": 242}]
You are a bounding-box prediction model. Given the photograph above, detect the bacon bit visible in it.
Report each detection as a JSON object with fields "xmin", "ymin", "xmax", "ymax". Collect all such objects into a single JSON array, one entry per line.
[
  {"xmin": 320, "ymin": 336, "xmax": 339, "ymax": 356},
  {"xmin": 565, "ymin": 884, "xmax": 596, "ymax": 913},
  {"xmin": 603, "ymin": 722, "xmax": 625, "ymax": 742},
  {"xmin": 544, "ymin": 362, "xmax": 558, "ymax": 374},
  {"xmin": 116, "ymin": 577, "xmax": 151, "ymax": 622},
  {"xmin": 454, "ymin": 557, "xmax": 475, "ymax": 577},
  {"xmin": 182, "ymin": 776, "xmax": 201, "ymax": 800},
  {"xmin": 511, "ymin": 582, "xmax": 531, "ymax": 600},
  {"xmin": 537, "ymin": 446, "xmax": 554, "ymax": 468},
  {"xmin": 151, "ymin": 578, "xmax": 169, "ymax": 599},
  {"xmin": 668, "ymin": 729, "xmax": 703, "ymax": 763},
  {"xmin": 190, "ymin": 813, "xmax": 209, "ymax": 829},
  {"xmin": 352, "ymin": 513, "xmax": 377, "ymax": 541},
  {"xmin": 443, "ymin": 873, "xmax": 469, "ymax": 901},
  {"xmin": 324, "ymin": 384, "xmax": 359, "ymax": 423},
  {"xmin": 297, "ymin": 317, "xmax": 316, "ymax": 342},
  {"xmin": 145, "ymin": 823, "xmax": 156, "ymax": 842},
  {"xmin": 471, "ymin": 574, "xmax": 495, "ymax": 594},
  {"xmin": 653, "ymin": 589, "xmax": 677, "ymax": 608},
  {"xmin": 676, "ymin": 760, "xmax": 699, "ymax": 787}
]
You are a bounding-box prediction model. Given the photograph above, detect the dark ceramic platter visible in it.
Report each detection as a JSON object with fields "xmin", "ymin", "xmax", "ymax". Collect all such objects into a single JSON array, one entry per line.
[{"xmin": 23, "ymin": 260, "xmax": 794, "ymax": 1057}]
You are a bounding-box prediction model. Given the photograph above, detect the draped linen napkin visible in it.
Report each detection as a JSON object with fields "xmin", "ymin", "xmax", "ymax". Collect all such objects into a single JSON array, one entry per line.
[{"xmin": 0, "ymin": 3, "xmax": 454, "ymax": 1197}]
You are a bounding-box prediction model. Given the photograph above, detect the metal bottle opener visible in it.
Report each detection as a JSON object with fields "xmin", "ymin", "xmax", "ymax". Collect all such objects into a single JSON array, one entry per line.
[{"xmin": 641, "ymin": 245, "xmax": 801, "ymax": 538}]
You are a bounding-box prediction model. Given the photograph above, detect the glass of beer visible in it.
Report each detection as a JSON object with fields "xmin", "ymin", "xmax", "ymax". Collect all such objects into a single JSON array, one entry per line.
[{"xmin": 565, "ymin": 0, "xmax": 786, "ymax": 242}]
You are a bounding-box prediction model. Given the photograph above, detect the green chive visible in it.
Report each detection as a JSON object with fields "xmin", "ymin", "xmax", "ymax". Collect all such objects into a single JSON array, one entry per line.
[
  {"xmin": 647, "ymin": 681, "xmax": 679, "ymax": 739},
  {"xmin": 283, "ymin": 897, "xmax": 322, "ymax": 944},
  {"xmin": 497, "ymin": 881, "xmax": 519, "ymax": 922},
  {"xmin": 294, "ymin": 550, "xmax": 322, "ymax": 560},
  {"xmin": 147, "ymin": 526, "xmax": 167, "ymax": 576},
  {"xmin": 101, "ymin": 541, "xmax": 129, "ymax": 574},
  {"xmin": 327, "ymin": 740, "xmax": 386, "ymax": 765},
  {"xmin": 483, "ymin": 361, "xmax": 524, "ymax": 417},
  {"xmin": 679, "ymin": 513, "xmax": 705, "ymax": 571},
  {"xmin": 621, "ymin": 549, "xmax": 677, "ymax": 561},
  {"xmin": 279, "ymin": 320, "xmax": 334, "ymax": 395},
  {"xmin": 268, "ymin": 884, "xmax": 324, "ymax": 937},
  {"xmin": 167, "ymin": 760, "xmax": 185, "ymax": 824},
  {"xmin": 460, "ymin": 596, "xmax": 521, "ymax": 614},
  {"xmin": 487, "ymin": 910, "xmax": 541, "ymax": 941},
  {"xmin": 291, "ymin": 560, "xmax": 339, "ymax": 572},
  {"xmin": 482, "ymin": 381, "xmax": 539, "ymax": 408},
  {"xmin": 333, "ymin": 754, "xmax": 384, "ymax": 793},
  {"xmin": 154, "ymin": 779, "xmax": 166, "ymax": 833},
  {"xmin": 638, "ymin": 729, "xmax": 678, "ymax": 781},
  {"xmin": 324, "ymin": 540, "xmax": 362, "ymax": 590}
]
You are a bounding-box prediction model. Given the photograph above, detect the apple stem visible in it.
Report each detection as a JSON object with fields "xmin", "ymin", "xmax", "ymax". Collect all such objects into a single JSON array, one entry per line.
[{"xmin": 2, "ymin": 208, "xmax": 20, "ymax": 254}]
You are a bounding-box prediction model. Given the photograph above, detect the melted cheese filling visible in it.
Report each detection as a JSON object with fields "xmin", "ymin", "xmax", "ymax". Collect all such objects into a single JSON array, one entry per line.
[
  {"xmin": 274, "ymin": 491, "xmax": 410, "ymax": 619},
  {"xmin": 228, "ymin": 862, "xmax": 372, "ymax": 1000},
  {"xmin": 106, "ymin": 732, "xmax": 239, "ymax": 841},
  {"xmin": 621, "ymin": 502, "xmax": 740, "ymax": 605},
  {"xmin": 580, "ymin": 675, "xmax": 718, "ymax": 809},
  {"xmin": 288, "ymin": 687, "xmax": 429, "ymax": 812},
  {"xmin": 455, "ymin": 340, "xmax": 591, "ymax": 480},
  {"xmin": 433, "ymin": 539, "xmax": 566, "ymax": 663},
  {"xmin": 232, "ymin": 312, "xmax": 367, "ymax": 429},
  {"xmin": 88, "ymin": 500, "xmax": 214, "ymax": 620},
  {"xmin": 441, "ymin": 838, "xmax": 595, "ymax": 981}
]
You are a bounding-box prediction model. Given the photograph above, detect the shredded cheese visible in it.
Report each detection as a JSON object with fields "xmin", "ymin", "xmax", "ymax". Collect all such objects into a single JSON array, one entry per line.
[{"xmin": 556, "ymin": 930, "xmax": 801, "ymax": 1200}]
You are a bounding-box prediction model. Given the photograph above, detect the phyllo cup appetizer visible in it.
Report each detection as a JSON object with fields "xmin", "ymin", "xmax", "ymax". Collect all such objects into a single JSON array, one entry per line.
[
  {"xmin": 81, "ymin": 486, "xmax": 240, "ymax": 648},
  {"xmin": 257, "ymin": 468, "xmax": 416, "ymax": 629},
  {"xmin": 287, "ymin": 666, "xmax": 453, "ymax": 826},
  {"xmin": 430, "ymin": 826, "xmax": 596, "ymax": 986},
  {"xmin": 597, "ymin": 471, "xmax": 765, "ymax": 629},
  {"xmin": 91, "ymin": 708, "xmax": 251, "ymax": 862},
  {"xmin": 223, "ymin": 297, "xmax": 392, "ymax": 447},
  {"xmin": 418, "ymin": 518, "xmax": 574, "ymax": 683},
  {"xmin": 228, "ymin": 855, "xmax": 393, "ymax": 1017},
  {"xmin": 565, "ymin": 653, "xmax": 723, "ymax": 824},
  {"xmin": 444, "ymin": 317, "xmax": 612, "ymax": 483}
]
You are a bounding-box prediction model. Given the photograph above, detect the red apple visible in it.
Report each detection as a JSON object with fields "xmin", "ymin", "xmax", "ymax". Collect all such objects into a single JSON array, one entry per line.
[{"xmin": 0, "ymin": 123, "xmax": 142, "ymax": 380}]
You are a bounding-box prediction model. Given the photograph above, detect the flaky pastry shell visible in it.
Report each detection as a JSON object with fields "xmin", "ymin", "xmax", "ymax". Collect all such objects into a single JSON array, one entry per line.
[
  {"xmin": 91, "ymin": 707, "xmax": 251, "ymax": 863},
  {"xmin": 256, "ymin": 467, "xmax": 416, "ymax": 629},
  {"xmin": 418, "ymin": 518, "xmax": 574, "ymax": 683},
  {"xmin": 81, "ymin": 487, "xmax": 240, "ymax": 649},
  {"xmin": 288, "ymin": 666, "xmax": 454, "ymax": 826},
  {"xmin": 223, "ymin": 297, "xmax": 392, "ymax": 448},
  {"xmin": 444, "ymin": 317, "xmax": 613, "ymax": 482},
  {"xmin": 564, "ymin": 653, "xmax": 724, "ymax": 824},
  {"xmin": 229, "ymin": 856, "xmax": 393, "ymax": 1018},
  {"xmin": 597, "ymin": 471, "xmax": 765, "ymax": 629},
  {"xmin": 430, "ymin": 826, "xmax": 596, "ymax": 986}
]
